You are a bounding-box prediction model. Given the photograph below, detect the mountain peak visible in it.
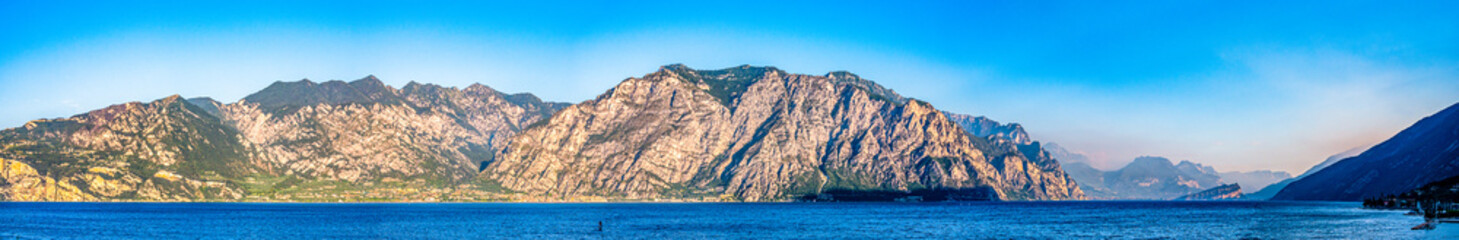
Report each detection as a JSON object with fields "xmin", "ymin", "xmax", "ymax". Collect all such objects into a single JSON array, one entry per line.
[
  {"xmin": 463, "ymin": 83, "xmax": 498, "ymax": 95},
  {"xmin": 646, "ymin": 64, "xmax": 783, "ymax": 107},
  {"xmin": 242, "ymin": 76, "xmax": 404, "ymax": 111},
  {"xmin": 160, "ymin": 94, "xmax": 184, "ymax": 102},
  {"xmin": 661, "ymin": 63, "xmax": 691, "ymax": 71},
  {"xmin": 825, "ymin": 71, "xmax": 860, "ymax": 80},
  {"xmin": 351, "ymin": 75, "xmax": 385, "ymax": 87},
  {"xmin": 1129, "ymin": 156, "xmax": 1175, "ymax": 167}
]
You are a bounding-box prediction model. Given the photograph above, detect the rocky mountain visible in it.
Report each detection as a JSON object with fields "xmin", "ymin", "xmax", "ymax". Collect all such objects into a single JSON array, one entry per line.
[
  {"xmin": 1174, "ymin": 183, "xmax": 1243, "ymax": 200},
  {"xmin": 0, "ymin": 95, "xmax": 260, "ymax": 201},
  {"xmin": 222, "ymin": 77, "xmax": 566, "ymax": 184},
  {"xmin": 1219, "ymin": 170, "xmax": 1290, "ymax": 193},
  {"xmin": 2, "ymin": 65, "xmax": 1085, "ymax": 202},
  {"xmin": 0, "ymin": 76, "xmax": 568, "ymax": 201},
  {"xmin": 1272, "ymin": 102, "xmax": 1459, "ymax": 201},
  {"xmin": 480, "ymin": 64, "xmax": 1084, "ymax": 201},
  {"xmin": 1245, "ymin": 146, "xmax": 1368, "ymax": 200}
]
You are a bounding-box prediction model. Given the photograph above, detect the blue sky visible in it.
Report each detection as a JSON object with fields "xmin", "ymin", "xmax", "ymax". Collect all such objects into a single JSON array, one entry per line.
[{"xmin": 2, "ymin": 1, "xmax": 1457, "ymax": 173}]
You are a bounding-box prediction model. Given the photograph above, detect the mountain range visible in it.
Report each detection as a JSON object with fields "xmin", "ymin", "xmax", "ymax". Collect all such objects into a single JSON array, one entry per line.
[
  {"xmin": 1051, "ymin": 153, "xmax": 1289, "ymax": 200},
  {"xmin": 0, "ymin": 65, "xmax": 1084, "ymax": 201}
]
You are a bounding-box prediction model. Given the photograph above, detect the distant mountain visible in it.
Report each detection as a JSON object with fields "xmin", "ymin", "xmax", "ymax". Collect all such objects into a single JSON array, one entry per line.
[
  {"xmin": 1175, "ymin": 160, "xmax": 1223, "ymax": 188},
  {"xmin": 1044, "ymin": 143, "xmax": 1091, "ymax": 164},
  {"xmin": 1298, "ymin": 146, "xmax": 1370, "ymax": 179},
  {"xmin": 1096, "ymin": 157, "xmax": 1224, "ymax": 199},
  {"xmin": 1175, "ymin": 183, "xmax": 1243, "ymax": 200},
  {"xmin": 1219, "ymin": 170, "xmax": 1291, "ymax": 193},
  {"xmin": 483, "ymin": 65, "xmax": 1083, "ymax": 201},
  {"xmin": 1272, "ymin": 102, "xmax": 1459, "ymax": 201},
  {"xmin": 1060, "ymin": 162, "xmax": 1116, "ymax": 198},
  {"xmin": 1245, "ymin": 146, "xmax": 1367, "ymax": 200}
]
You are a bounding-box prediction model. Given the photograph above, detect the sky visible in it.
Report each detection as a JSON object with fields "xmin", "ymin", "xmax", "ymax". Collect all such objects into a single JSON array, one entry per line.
[{"xmin": 2, "ymin": 0, "xmax": 1457, "ymax": 173}]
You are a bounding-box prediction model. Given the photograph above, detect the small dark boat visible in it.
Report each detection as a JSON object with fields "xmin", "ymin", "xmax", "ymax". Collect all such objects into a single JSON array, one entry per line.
[{"xmin": 1413, "ymin": 221, "xmax": 1436, "ymax": 230}]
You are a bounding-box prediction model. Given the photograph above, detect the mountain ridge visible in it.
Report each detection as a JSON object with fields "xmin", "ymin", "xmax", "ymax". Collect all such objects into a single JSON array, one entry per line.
[
  {"xmin": 1, "ymin": 65, "xmax": 1085, "ymax": 202},
  {"xmin": 1272, "ymin": 102, "xmax": 1459, "ymax": 201},
  {"xmin": 481, "ymin": 65, "xmax": 1083, "ymax": 201}
]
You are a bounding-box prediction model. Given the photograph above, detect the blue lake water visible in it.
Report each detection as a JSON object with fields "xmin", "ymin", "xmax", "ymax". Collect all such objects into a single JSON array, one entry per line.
[{"xmin": 0, "ymin": 201, "xmax": 1452, "ymax": 239}]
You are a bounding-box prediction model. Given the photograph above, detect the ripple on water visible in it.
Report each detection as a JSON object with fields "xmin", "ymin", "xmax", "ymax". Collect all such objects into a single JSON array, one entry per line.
[{"xmin": 0, "ymin": 201, "xmax": 1444, "ymax": 239}]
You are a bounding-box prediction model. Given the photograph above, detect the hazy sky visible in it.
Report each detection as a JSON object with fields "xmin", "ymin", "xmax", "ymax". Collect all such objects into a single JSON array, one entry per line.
[{"xmin": 2, "ymin": 1, "xmax": 1457, "ymax": 173}]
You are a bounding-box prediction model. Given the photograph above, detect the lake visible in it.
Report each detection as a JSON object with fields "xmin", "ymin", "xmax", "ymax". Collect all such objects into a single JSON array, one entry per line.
[{"xmin": 0, "ymin": 201, "xmax": 1452, "ymax": 239}]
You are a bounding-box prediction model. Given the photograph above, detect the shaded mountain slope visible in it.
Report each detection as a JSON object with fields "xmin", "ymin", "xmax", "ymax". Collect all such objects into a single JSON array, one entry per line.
[{"xmin": 1273, "ymin": 102, "xmax": 1459, "ymax": 201}]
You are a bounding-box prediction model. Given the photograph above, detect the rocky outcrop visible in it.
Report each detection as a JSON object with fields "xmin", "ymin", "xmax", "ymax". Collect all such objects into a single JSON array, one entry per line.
[
  {"xmin": 1175, "ymin": 183, "xmax": 1243, "ymax": 200},
  {"xmin": 481, "ymin": 64, "xmax": 1083, "ymax": 201},
  {"xmin": 1273, "ymin": 102, "xmax": 1459, "ymax": 201},
  {"xmin": 0, "ymin": 158, "xmax": 96, "ymax": 201}
]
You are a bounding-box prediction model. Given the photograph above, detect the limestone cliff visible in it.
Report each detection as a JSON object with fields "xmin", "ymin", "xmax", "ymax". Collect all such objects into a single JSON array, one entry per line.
[{"xmin": 482, "ymin": 64, "xmax": 1083, "ymax": 201}]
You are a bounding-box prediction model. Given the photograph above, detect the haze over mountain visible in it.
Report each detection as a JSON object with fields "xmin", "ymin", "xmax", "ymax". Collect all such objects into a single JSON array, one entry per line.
[
  {"xmin": 942, "ymin": 119, "xmax": 1295, "ymax": 200},
  {"xmin": 1244, "ymin": 146, "xmax": 1368, "ymax": 200},
  {"xmin": 1218, "ymin": 171, "xmax": 1290, "ymax": 193},
  {"xmin": 1272, "ymin": 102, "xmax": 1459, "ymax": 201},
  {"xmin": 0, "ymin": 65, "xmax": 1084, "ymax": 201}
]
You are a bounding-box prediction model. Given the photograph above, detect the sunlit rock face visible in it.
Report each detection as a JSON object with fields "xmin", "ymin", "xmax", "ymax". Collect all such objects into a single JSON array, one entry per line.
[
  {"xmin": 0, "ymin": 95, "xmax": 257, "ymax": 201},
  {"xmin": 0, "ymin": 66, "xmax": 1086, "ymax": 202},
  {"xmin": 0, "ymin": 76, "xmax": 566, "ymax": 201},
  {"xmin": 482, "ymin": 65, "xmax": 1084, "ymax": 201}
]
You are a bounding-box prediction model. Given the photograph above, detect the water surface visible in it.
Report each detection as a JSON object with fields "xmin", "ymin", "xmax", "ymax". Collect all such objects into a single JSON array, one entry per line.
[{"xmin": 0, "ymin": 201, "xmax": 1450, "ymax": 239}]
